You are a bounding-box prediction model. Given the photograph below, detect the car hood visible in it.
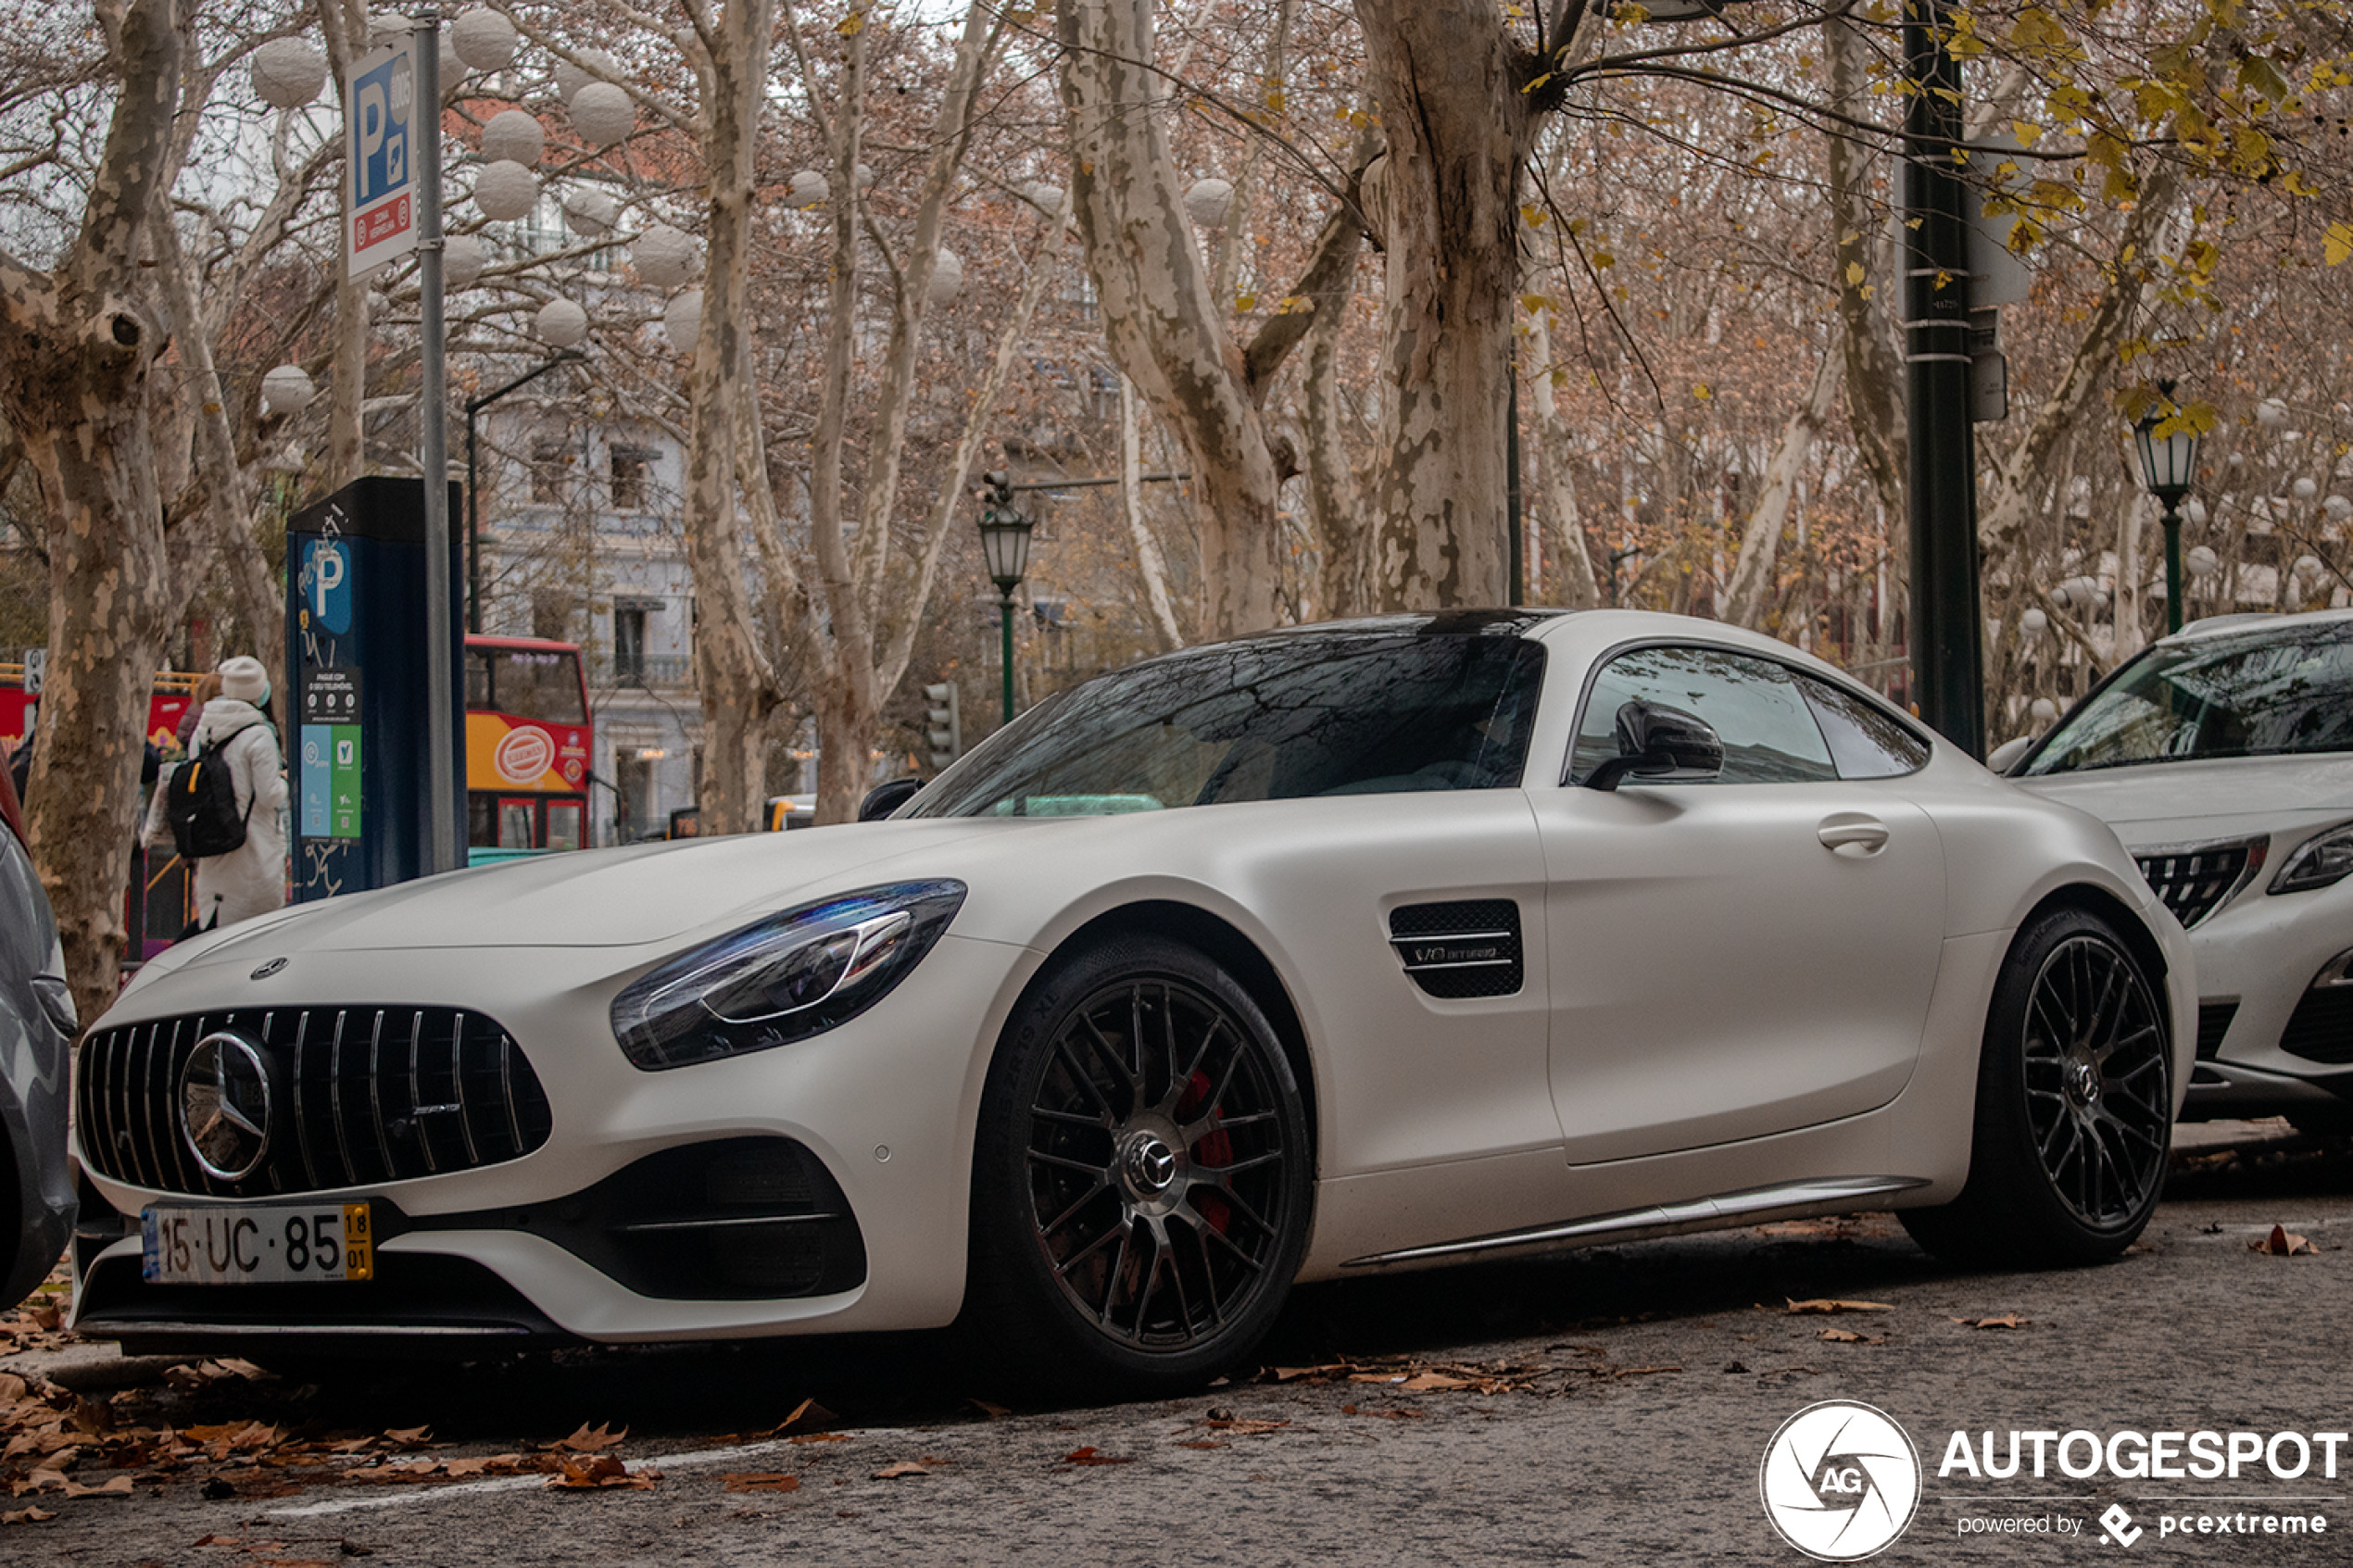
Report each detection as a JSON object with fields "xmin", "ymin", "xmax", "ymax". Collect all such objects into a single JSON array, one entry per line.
[
  {"xmin": 2014, "ymin": 754, "xmax": 2353, "ymax": 847},
  {"xmin": 155, "ymin": 822, "xmax": 1031, "ymax": 964}
]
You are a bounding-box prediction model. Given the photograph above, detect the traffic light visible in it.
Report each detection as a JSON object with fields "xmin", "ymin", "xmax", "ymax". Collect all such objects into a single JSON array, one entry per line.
[{"xmin": 924, "ymin": 681, "xmax": 962, "ymax": 771}]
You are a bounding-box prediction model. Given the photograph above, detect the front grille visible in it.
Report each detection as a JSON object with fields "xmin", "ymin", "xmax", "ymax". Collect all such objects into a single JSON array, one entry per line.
[
  {"xmin": 1389, "ymin": 899, "xmax": 1524, "ymax": 999},
  {"xmin": 2196, "ymin": 1001, "xmax": 2240, "ymax": 1060},
  {"xmin": 78, "ymin": 1007, "xmax": 553, "ymax": 1198},
  {"xmin": 2133, "ymin": 840, "xmax": 2263, "ymax": 930},
  {"xmin": 2280, "ymin": 988, "xmax": 2353, "ymax": 1065}
]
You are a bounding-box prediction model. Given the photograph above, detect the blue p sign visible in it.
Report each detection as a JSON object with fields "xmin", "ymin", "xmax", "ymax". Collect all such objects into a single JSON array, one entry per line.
[{"xmin": 305, "ymin": 539, "xmax": 353, "ymax": 634}]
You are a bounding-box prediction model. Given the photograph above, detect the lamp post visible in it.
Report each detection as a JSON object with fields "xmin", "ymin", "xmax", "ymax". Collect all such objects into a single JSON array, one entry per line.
[
  {"xmin": 975, "ymin": 471, "xmax": 1036, "ymax": 724},
  {"xmin": 464, "ymin": 349, "xmax": 584, "ymax": 633},
  {"xmin": 2133, "ymin": 377, "xmax": 2203, "ymax": 635}
]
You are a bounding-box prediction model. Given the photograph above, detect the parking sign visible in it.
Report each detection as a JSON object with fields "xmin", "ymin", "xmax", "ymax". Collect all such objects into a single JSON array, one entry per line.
[{"xmin": 346, "ymin": 37, "xmax": 419, "ymax": 278}]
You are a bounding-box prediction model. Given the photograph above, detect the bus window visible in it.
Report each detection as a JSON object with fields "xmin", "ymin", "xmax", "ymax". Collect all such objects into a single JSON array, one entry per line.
[
  {"xmin": 546, "ymin": 798, "xmax": 584, "ymax": 852},
  {"xmin": 497, "ymin": 798, "xmax": 538, "ymax": 849},
  {"xmin": 466, "ymin": 645, "xmax": 589, "ymax": 726}
]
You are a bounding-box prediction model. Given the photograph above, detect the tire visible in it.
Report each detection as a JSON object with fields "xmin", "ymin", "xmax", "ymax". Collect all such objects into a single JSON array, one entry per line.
[
  {"xmin": 1902, "ymin": 906, "xmax": 2172, "ymax": 1268},
  {"xmin": 963, "ymin": 935, "xmax": 1313, "ymax": 1398}
]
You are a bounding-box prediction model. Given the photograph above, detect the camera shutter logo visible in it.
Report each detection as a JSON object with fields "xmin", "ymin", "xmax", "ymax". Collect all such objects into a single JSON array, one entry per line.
[
  {"xmin": 1759, "ymin": 1400, "xmax": 1922, "ymax": 1561},
  {"xmin": 179, "ymin": 1032, "xmax": 273, "ymax": 1182}
]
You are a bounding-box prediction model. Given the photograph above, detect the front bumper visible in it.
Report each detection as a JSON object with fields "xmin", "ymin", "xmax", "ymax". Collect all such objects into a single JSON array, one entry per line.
[
  {"xmin": 2173, "ymin": 869, "xmax": 2353, "ymax": 1120},
  {"xmin": 69, "ymin": 932, "xmax": 1039, "ymax": 1348}
]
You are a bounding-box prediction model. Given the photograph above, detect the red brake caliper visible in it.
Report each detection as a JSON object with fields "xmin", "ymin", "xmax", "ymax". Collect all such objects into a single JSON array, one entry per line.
[{"xmin": 1177, "ymin": 1069, "xmax": 1233, "ymax": 1234}]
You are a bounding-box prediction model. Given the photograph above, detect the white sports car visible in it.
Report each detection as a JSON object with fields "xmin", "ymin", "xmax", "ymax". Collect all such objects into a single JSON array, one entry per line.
[
  {"xmin": 71, "ymin": 610, "xmax": 2193, "ymax": 1392},
  {"xmin": 2004, "ymin": 608, "xmax": 2353, "ymax": 1134}
]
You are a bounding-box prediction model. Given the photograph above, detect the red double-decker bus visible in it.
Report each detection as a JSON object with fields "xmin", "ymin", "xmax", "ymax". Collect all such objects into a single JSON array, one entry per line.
[{"xmin": 464, "ymin": 635, "xmax": 593, "ymax": 859}]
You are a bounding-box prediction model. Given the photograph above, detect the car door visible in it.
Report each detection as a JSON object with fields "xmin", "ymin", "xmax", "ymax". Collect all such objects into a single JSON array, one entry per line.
[{"xmin": 1530, "ymin": 642, "xmax": 1946, "ymax": 1164}]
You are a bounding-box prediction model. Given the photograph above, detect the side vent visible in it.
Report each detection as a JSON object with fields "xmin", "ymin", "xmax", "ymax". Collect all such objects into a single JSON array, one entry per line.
[{"xmin": 1388, "ymin": 899, "xmax": 1523, "ymax": 999}]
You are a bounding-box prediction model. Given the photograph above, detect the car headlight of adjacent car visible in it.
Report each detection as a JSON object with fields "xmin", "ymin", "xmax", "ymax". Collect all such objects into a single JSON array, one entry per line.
[
  {"xmin": 2271, "ymin": 823, "xmax": 2353, "ymax": 896},
  {"xmin": 610, "ymin": 881, "xmax": 966, "ymax": 1070}
]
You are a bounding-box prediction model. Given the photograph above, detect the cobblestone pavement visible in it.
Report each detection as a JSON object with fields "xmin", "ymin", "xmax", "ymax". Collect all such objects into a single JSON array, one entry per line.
[{"xmin": 11, "ymin": 1133, "xmax": 2351, "ymax": 1566}]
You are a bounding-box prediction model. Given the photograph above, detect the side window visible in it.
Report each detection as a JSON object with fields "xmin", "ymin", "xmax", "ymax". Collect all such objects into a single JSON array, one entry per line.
[
  {"xmin": 1570, "ymin": 645, "xmax": 1837, "ymax": 785},
  {"xmin": 1798, "ymin": 675, "xmax": 1931, "ymax": 779}
]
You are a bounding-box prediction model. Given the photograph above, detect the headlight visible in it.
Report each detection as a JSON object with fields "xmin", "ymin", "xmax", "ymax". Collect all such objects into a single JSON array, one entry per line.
[
  {"xmin": 610, "ymin": 881, "xmax": 965, "ymax": 1070},
  {"xmin": 2271, "ymin": 823, "xmax": 2353, "ymax": 896}
]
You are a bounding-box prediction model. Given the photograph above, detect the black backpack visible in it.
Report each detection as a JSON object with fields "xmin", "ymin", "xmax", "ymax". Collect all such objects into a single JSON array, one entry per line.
[{"xmin": 165, "ymin": 725, "xmax": 258, "ymax": 859}]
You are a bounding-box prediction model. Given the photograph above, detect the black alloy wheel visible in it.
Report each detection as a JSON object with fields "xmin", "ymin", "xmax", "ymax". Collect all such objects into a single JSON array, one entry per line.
[
  {"xmin": 2019, "ymin": 933, "xmax": 2170, "ymax": 1227},
  {"xmin": 1902, "ymin": 906, "xmax": 2172, "ymax": 1268},
  {"xmin": 965, "ymin": 935, "xmax": 1312, "ymax": 1395}
]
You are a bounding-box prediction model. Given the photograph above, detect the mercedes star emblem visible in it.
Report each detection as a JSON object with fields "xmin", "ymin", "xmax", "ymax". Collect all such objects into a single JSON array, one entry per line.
[
  {"xmin": 250, "ymin": 958, "xmax": 288, "ymax": 981},
  {"xmin": 179, "ymin": 1032, "xmax": 273, "ymax": 1182}
]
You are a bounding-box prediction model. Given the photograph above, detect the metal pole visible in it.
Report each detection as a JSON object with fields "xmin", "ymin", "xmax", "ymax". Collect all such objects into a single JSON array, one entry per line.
[
  {"xmin": 1506, "ymin": 350, "xmax": 1524, "ymax": 608},
  {"xmin": 999, "ymin": 590, "xmax": 1016, "ymax": 724},
  {"xmin": 2162, "ymin": 504, "xmax": 2183, "ymax": 635},
  {"xmin": 1900, "ymin": 0, "xmax": 1985, "ymax": 759},
  {"xmin": 415, "ymin": 7, "xmax": 459, "ymax": 872}
]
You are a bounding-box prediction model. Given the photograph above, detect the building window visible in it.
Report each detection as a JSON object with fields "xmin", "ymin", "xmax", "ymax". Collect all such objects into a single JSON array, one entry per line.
[
  {"xmin": 530, "ymin": 441, "xmax": 573, "ymax": 504},
  {"xmin": 613, "ymin": 602, "xmax": 648, "ymax": 684},
  {"xmin": 610, "ymin": 447, "xmax": 651, "ymax": 510}
]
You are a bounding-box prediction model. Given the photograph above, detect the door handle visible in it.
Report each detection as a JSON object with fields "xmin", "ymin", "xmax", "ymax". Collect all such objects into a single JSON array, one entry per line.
[{"xmin": 1818, "ymin": 814, "xmax": 1890, "ymax": 855}]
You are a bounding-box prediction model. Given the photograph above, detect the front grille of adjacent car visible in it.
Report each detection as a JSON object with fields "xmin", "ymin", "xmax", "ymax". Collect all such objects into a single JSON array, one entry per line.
[
  {"xmin": 2280, "ymin": 987, "xmax": 2353, "ymax": 1066},
  {"xmin": 2133, "ymin": 838, "xmax": 2266, "ymax": 930},
  {"xmin": 77, "ymin": 1007, "xmax": 553, "ymax": 1199},
  {"xmin": 1388, "ymin": 899, "xmax": 1524, "ymax": 999},
  {"xmin": 2196, "ymin": 1001, "xmax": 2240, "ymax": 1060}
]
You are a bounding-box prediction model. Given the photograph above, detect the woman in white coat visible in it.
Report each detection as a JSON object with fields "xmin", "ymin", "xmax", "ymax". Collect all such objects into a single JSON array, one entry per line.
[{"xmin": 144, "ymin": 656, "xmax": 288, "ymax": 932}]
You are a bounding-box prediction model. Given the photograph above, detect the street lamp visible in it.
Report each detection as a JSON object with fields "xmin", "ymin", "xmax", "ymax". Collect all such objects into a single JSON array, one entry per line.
[
  {"xmin": 464, "ymin": 349, "xmax": 584, "ymax": 633},
  {"xmin": 975, "ymin": 471, "xmax": 1035, "ymax": 724},
  {"xmin": 2133, "ymin": 377, "xmax": 2203, "ymax": 634}
]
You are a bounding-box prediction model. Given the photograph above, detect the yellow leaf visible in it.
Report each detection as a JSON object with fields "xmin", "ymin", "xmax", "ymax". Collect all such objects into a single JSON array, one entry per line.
[
  {"xmin": 1838, "ymin": 229, "xmax": 1859, "ymax": 246},
  {"xmin": 1265, "ymin": 87, "xmax": 1285, "ymax": 113},
  {"xmin": 837, "ymin": 9, "xmax": 864, "ymax": 36},
  {"xmin": 1844, "ymin": 261, "xmax": 1866, "ymax": 286},
  {"xmin": 1520, "ymin": 292, "xmax": 1554, "ymax": 316},
  {"xmin": 2326, "ymin": 221, "xmax": 2353, "ymax": 267},
  {"xmin": 1522, "ymin": 72, "xmax": 1553, "ymax": 95},
  {"xmin": 1692, "ymin": 383, "xmax": 1713, "ymax": 401},
  {"xmin": 1519, "ymin": 203, "xmax": 1548, "ymax": 230},
  {"xmin": 1234, "ymin": 294, "xmax": 1257, "ymax": 312},
  {"xmin": 2012, "ymin": 119, "xmax": 2042, "ymax": 147}
]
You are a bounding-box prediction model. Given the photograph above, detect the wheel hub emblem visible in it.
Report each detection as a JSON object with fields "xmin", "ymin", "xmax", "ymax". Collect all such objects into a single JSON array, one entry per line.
[
  {"xmin": 2066, "ymin": 1057, "xmax": 2100, "ymax": 1107},
  {"xmin": 1121, "ymin": 1133, "xmax": 1178, "ymax": 1197},
  {"xmin": 179, "ymin": 1032, "xmax": 272, "ymax": 1182}
]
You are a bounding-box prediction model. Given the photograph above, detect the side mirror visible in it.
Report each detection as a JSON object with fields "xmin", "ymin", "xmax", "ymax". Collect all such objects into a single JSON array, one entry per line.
[
  {"xmin": 1586, "ymin": 700, "xmax": 1724, "ymax": 792},
  {"xmin": 858, "ymin": 777, "xmax": 923, "ymax": 822},
  {"xmin": 1986, "ymin": 735, "xmax": 2034, "ymax": 775}
]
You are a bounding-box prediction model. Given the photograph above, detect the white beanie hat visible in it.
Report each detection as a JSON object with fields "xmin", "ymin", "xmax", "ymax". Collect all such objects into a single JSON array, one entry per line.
[{"xmin": 219, "ymin": 655, "xmax": 269, "ymax": 705}]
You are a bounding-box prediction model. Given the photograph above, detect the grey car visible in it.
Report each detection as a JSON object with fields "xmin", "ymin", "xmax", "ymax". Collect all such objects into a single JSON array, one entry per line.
[{"xmin": 0, "ymin": 781, "xmax": 76, "ymax": 1310}]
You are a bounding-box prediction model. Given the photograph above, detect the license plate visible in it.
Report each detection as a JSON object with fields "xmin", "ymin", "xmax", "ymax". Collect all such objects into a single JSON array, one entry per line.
[{"xmin": 142, "ymin": 1202, "xmax": 375, "ymax": 1286}]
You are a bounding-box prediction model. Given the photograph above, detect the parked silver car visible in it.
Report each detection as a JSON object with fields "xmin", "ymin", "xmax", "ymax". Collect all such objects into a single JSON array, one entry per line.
[
  {"xmin": 2007, "ymin": 609, "xmax": 2353, "ymax": 1131},
  {"xmin": 0, "ymin": 775, "xmax": 76, "ymax": 1309}
]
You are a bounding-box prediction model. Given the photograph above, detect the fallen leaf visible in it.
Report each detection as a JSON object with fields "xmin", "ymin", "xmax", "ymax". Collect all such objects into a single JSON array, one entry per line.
[
  {"xmin": 1346, "ymin": 1373, "xmax": 1408, "ymax": 1386},
  {"xmin": 1818, "ymin": 1328, "xmax": 1884, "ymax": 1345},
  {"xmin": 1784, "ymin": 1298, "xmax": 1894, "ymax": 1315},
  {"xmin": 1948, "ymin": 1315, "xmax": 2031, "ymax": 1330},
  {"xmin": 547, "ymin": 1423, "xmax": 626, "ymax": 1454},
  {"xmin": 872, "ymin": 1461, "xmax": 931, "ymax": 1479},
  {"xmin": 2252, "ymin": 1225, "xmax": 2317, "ymax": 1257},
  {"xmin": 1176, "ymin": 1439, "xmax": 1225, "ymax": 1450},
  {"xmin": 1, "ymin": 1506, "xmax": 56, "ymax": 1524},
  {"xmin": 722, "ymin": 1473, "xmax": 802, "ymax": 1494},
  {"xmin": 1059, "ymin": 1448, "xmax": 1132, "ymax": 1467},
  {"xmin": 547, "ymin": 1454, "xmax": 656, "ymax": 1490},
  {"xmin": 788, "ymin": 1432, "xmax": 855, "ymax": 1445},
  {"xmin": 1610, "ymin": 1365, "xmax": 1683, "ymax": 1378},
  {"xmin": 967, "ymin": 1399, "xmax": 1011, "ymax": 1420},
  {"xmin": 1271, "ymin": 1364, "xmax": 1347, "ymax": 1382},
  {"xmin": 1399, "ymin": 1372, "xmax": 1477, "ymax": 1392},
  {"xmin": 60, "ymin": 1474, "xmax": 134, "ymax": 1499}
]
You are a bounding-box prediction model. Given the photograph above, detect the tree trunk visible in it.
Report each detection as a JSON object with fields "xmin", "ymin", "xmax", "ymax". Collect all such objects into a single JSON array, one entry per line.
[
  {"xmin": 1523, "ymin": 304, "xmax": 1602, "ymax": 608},
  {"xmin": 1354, "ymin": 0, "xmax": 1530, "ymax": 611},
  {"xmin": 0, "ymin": 0, "xmax": 182, "ymax": 1028},
  {"xmin": 681, "ymin": 0, "xmax": 784, "ymax": 836},
  {"xmin": 1722, "ymin": 341, "xmax": 1842, "ymax": 629},
  {"xmin": 1824, "ymin": 14, "xmax": 1906, "ymax": 530},
  {"xmin": 1119, "ymin": 376, "xmax": 1186, "ymax": 650},
  {"xmin": 319, "ymin": 0, "xmax": 369, "ymax": 484}
]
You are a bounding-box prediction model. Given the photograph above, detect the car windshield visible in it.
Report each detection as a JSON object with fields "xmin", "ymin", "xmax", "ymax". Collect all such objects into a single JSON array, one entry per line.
[
  {"xmin": 905, "ymin": 631, "xmax": 1547, "ymax": 817},
  {"xmin": 2022, "ymin": 619, "xmax": 2353, "ymax": 775}
]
